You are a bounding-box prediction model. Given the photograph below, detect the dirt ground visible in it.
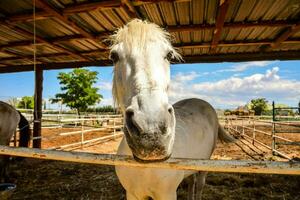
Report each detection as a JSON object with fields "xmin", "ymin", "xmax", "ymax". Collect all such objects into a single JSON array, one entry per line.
[
  {"xmin": 7, "ymin": 159, "xmax": 300, "ymax": 200},
  {"xmin": 4, "ymin": 125, "xmax": 300, "ymax": 199}
]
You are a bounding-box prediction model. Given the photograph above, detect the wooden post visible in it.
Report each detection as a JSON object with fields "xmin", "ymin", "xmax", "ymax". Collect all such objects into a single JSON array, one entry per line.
[
  {"xmin": 241, "ymin": 117, "xmax": 245, "ymax": 136},
  {"xmin": 33, "ymin": 67, "xmax": 43, "ymax": 148}
]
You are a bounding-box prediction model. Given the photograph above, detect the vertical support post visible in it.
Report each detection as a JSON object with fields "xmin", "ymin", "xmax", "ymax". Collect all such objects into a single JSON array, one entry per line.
[
  {"xmin": 33, "ymin": 67, "xmax": 43, "ymax": 148},
  {"xmin": 272, "ymin": 101, "xmax": 276, "ymax": 155}
]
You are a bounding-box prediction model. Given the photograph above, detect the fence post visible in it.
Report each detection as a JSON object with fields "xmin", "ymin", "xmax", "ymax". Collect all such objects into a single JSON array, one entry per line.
[
  {"xmin": 81, "ymin": 120, "xmax": 84, "ymax": 149},
  {"xmin": 113, "ymin": 118, "xmax": 116, "ymax": 140},
  {"xmin": 241, "ymin": 117, "xmax": 245, "ymax": 136},
  {"xmin": 252, "ymin": 118, "xmax": 256, "ymax": 145},
  {"xmin": 272, "ymin": 101, "xmax": 276, "ymax": 155},
  {"xmin": 14, "ymin": 131, "xmax": 17, "ymax": 147}
]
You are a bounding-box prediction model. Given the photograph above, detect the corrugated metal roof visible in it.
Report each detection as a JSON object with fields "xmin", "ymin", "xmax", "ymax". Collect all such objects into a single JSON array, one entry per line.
[{"xmin": 0, "ymin": 0, "xmax": 299, "ymax": 72}]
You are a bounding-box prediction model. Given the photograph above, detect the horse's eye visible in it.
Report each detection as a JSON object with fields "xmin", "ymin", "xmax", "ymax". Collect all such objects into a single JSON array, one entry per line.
[
  {"xmin": 110, "ymin": 51, "xmax": 119, "ymax": 63},
  {"xmin": 165, "ymin": 51, "xmax": 173, "ymax": 61}
]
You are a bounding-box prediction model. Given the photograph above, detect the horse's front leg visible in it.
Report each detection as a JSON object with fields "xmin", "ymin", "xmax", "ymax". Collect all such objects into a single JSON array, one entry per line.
[
  {"xmin": 187, "ymin": 174, "xmax": 196, "ymax": 200},
  {"xmin": 187, "ymin": 172, "xmax": 207, "ymax": 200},
  {"xmin": 195, "ymin": 172, "xmax": 208, "ymax": 200}
]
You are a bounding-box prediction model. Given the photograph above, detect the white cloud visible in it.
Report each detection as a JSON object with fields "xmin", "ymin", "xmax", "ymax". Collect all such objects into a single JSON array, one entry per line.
[
  {"xmin": 97, "ymin": 82, "xmax": 112, "ymax": 90},
  {"xmin": 169, "ymin": 67, "xmax": 300, "ymax": 108},
  {"xmin": 172, "ymin": 71, "xmax": 200, "ymax": 82},
  {"xmin": 216, "ymin": 61, "xmax": 275, "ymax": 73},
  {"xmin": 98, "ymin": 97, "xmax": 113, "ymax": 106}
]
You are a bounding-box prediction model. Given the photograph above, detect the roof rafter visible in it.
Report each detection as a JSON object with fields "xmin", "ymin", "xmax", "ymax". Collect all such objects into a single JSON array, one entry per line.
[
  {"xmin": 265, "ymin": 23, "xmax": 300, "ymax": 50},
  {"xmin": 121, "ymin": 0, "xmax": 142, "ymax": 19},
  {"xmin": 210, "ymin": 0, "xmax": 232, "ymax": 53}
]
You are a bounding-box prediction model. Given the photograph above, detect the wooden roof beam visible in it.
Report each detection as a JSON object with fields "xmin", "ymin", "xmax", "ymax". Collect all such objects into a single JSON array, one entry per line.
[
  {"xmin": 121, "ymin": 0, "xmax": 142, "ymax": 19},
  {"xmin": 0, "ymin": 52, "xmax": 70, "ymax": 62},
  {"xmin": 8, "ymin": 11, "xmax": 52, "ymax": 22},
  {"xmin": 2, "ymin": 50, "xmax": 300, "ymax": 73},
  {"xmin": 0, "ymin": 49, "xmax": 107, "ymax": 63},
  {"xmin": 210, "ymin": 0, "xmax": 232, "ymax": 53},
  {"xmin": 62, "ymin": 0, "xmax": 186, "ymax": 14},
  {"xmin": 63, "ymin": 0, "xmax": 121, "ymax": 14},
  {"xmin": 184, "ymin": 50, "xmax": 300, "ymax": 63},
  {"xmin": 2, "ymin": 39, "xmax": 299, "ymax": 65},
  {"xmin": 2, "ymin": 39, "xmax": 299, "ymax": 61},
  {"xmin": 265, "ymin": 23, "xmax": 300, "ymax": 50},
  {"xmin": 0, "ymin": 60, "xmax": 112, "ymax": 73},
  {"xmin": 0, "ymin": 41, "xmax": 35, "ymax": 50},
  {"xmin": 0, "ymin": 49, "xmax": 46, "ymax": 64},
  {"xmin": 35, "ymin": 0, "xmax": 107, "ymax": 49},
  {"xmin": 175, "ymin": 39, "xmax": 300, "ymax": 48}
]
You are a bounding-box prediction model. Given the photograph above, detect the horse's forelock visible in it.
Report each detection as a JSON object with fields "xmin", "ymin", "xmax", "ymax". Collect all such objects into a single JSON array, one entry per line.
[{"xmin": 109, "ymin": 19, "xmax": 180, "ymax": 58}]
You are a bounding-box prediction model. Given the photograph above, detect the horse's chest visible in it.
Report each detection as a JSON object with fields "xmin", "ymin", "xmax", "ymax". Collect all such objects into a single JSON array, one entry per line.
[{"xmin": 116, "ymin": 166, "xmax": 184, "ymax": 195}]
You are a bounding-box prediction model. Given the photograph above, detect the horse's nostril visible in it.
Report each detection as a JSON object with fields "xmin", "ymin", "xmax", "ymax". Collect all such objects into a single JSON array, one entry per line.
[
  {"xmin": 126, "ymin": 109, "xmax": 134, "ymax": 119},
  {"xmin": 168, "ymin": 107, "xmax": 173, "ymax": 115}
]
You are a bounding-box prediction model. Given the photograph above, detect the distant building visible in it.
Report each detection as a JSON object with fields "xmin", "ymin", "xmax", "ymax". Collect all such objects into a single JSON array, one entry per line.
[{"xmin": 224, "ymin": 105, "xmax": 254, "ymax": 116}]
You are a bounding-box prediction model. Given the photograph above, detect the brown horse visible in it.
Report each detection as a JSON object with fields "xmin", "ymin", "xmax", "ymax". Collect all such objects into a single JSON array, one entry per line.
[{"xmin": 0, "ymin": 101, "xmax": 31, "ymax": 182}]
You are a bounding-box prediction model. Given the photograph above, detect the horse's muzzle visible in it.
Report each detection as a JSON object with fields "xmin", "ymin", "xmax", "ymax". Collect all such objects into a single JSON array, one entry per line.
[{"xmin": 123, "ymin": 127, "xmax": 174, "ymax": 162}]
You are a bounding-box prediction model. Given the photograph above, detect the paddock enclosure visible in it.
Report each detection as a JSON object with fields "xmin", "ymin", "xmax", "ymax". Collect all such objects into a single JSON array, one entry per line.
[{"xmin": 0, "ymin": 0, "xmax": 300, "ymax": 199}]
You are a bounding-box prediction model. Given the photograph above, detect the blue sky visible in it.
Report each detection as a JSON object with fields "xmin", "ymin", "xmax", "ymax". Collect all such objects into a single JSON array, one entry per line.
[{"xmin": 1, "ymin": 60, "xmax": 300, "ymax": 109}]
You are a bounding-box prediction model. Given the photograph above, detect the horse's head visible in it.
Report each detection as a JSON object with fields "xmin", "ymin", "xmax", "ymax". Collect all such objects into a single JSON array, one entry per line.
[{"xmin": 110, "ymin": 19, "xmax": 180, "ymax": 162}]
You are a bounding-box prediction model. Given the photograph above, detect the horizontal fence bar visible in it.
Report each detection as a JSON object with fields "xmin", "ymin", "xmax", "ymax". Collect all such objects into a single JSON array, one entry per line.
[
  {"xmin": 274, "ymin": 135, "xmax": 293, "ymax": 142},
  {"xmin": 273, "ymin": 149, "xmax": 292, "ymax": 160},
  {"xmin": 276, "ymin": 141, "xmax": 300, "ymax": 146},
  {"xmin": 49, "ymin": 132, "xmax": 123, "ymax": 150},
  {"xmin": 275, "ymin": 130, "xmax": 300, "ymax": 134},
  {"xmin": 0, "ymin": 145, "xmax": 299, "ymax": 175},
  {"xmin": 242, "ymin": 126, "xmax": 272, "ymax": 136},
  {"xmin": 274, "ymin": 107, "xmax": 300, "ymax": 110},
  {"xmin": 242, "ymin": 134, "xmax": 272, "ymax": 150}
]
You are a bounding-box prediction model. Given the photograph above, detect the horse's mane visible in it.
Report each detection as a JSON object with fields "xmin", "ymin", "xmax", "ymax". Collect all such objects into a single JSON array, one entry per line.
[{"xmin": 110, "ymin": 19, "xmax": 181, "ymax": 111}]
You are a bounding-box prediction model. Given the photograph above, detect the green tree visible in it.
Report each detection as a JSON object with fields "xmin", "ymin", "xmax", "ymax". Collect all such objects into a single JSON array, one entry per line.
[
  {"xmin": 51, "ymin": 69, "xmax": 102, "ymax": 115},
  {"xmin": 17, "ymin": 96, "xmax": 34, "ymax": 109},
  {"xmin": 249, "ymin": 98, "xmax": 268, "ymax": 115}
]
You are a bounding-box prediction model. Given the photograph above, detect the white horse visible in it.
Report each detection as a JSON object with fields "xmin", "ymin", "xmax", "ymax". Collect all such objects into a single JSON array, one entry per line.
[
  {"xmin": 0, "ymin": 101, "xmax": 31, "ymax": 182},
  {"xmin": 110, "ymin": 19, "xmax": 234, "ymax": 200}
]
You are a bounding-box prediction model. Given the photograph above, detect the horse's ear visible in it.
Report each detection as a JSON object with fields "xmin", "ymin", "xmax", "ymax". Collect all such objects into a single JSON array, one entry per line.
[{"xmin": 169, "ymin": 49, "xmax": 183, "ymax": 63}]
